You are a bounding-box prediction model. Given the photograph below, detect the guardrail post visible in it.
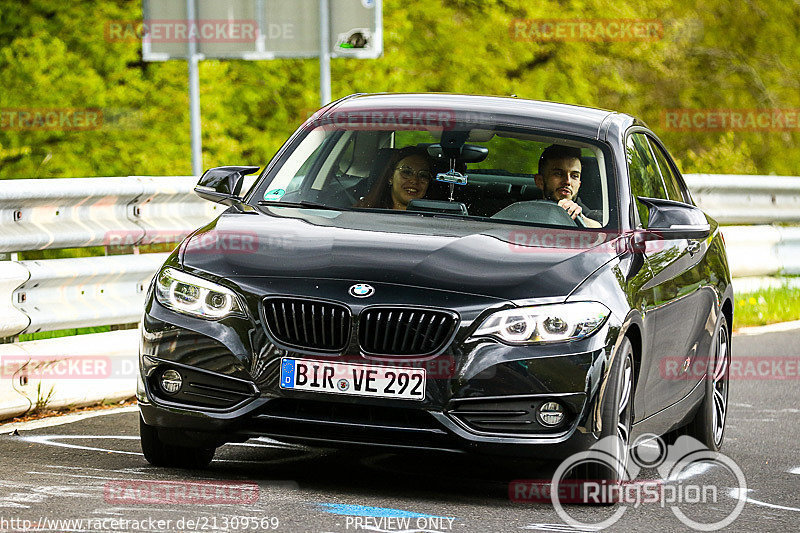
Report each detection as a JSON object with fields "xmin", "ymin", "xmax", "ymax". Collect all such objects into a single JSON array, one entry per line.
[{"xmin": 0, "ymin": 261, "xmax": 31, "ymax": 338}]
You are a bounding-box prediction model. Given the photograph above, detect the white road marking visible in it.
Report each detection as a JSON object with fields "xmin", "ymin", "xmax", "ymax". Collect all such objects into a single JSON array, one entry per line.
[
  {"xmin": 25, "ymin": 471, "xmax": 140, "ymax": 482},
  {"xmin": 0, "ymin": 405, "xmax": 139, "ymax": 434},
  {"xmin": 226, "ymin": 440, "xmax": 296, "ymax": 449},
  {"xmin": 729, "ymin": 488, "xmax": 800, "ymax": 512},
  {"xmin": 521, "ymin": 524, "xmax": 602, "ymax": 532},
  {"xmin": 20, "ymin": 434, "xmax": 143, "ymax": 455},
  {"xmin": 4, "ymin": 492, "xmax": 46, "ymax": 504},
  {"xmin": 19, "ymin": 434, "xmax": 316, "ymax": 467},
  {"xmin": 666, "ymin": 460, "xmax": 715, "ymax": 481},
  {"xmin": 788, "ymin": 467, "xmax": 800, "ymax": 475},
  {"xmin": 39, "ymin": 464, "xmax": 151, "ymax": 475}
]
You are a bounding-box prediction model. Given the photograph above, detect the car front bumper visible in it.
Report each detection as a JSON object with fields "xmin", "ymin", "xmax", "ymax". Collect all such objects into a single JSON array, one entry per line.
[{"xmin": 139, "ymin": 278, "xmax": 622, "ymax": 459}]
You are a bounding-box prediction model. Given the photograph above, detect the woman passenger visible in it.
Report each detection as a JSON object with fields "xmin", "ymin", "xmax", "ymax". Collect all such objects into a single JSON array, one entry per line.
[{"xmin": 355, "ymin": 146, "xmax": 434, "ymax": 210}]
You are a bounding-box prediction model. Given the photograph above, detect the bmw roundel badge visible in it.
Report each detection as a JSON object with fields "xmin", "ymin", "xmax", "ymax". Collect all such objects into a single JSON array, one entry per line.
[{"xmin": 349, "ymin": 283, "xmax": 375, "ymax": 298}]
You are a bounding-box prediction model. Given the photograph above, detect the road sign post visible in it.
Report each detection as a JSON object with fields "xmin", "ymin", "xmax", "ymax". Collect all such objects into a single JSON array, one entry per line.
[
  {"xmin": 142, "ymin": 0, "xmax": 382, "ymax": 174},
  {"xmin": 186, "ymin": 0, "xmax": 203, "ymax": 176},
  {"xmin": 319, "ymin": 0, "xmax": 331, "ymax": 106}
]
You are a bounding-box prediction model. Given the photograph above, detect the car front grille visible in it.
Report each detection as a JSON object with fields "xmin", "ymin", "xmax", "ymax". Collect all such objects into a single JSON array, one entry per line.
[
  {"xmin": 262, "ymin": 297, "xmax": 350, "ymax": 352},
  {"xmin": 359, "ymin": 307, "xmax": 457, "ymax": 356}
]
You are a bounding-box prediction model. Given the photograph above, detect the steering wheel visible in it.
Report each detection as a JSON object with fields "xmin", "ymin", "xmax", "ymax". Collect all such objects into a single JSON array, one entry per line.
[{"xmin": 492, "ymin": 200, "xmax": 580, "ymax": 227}]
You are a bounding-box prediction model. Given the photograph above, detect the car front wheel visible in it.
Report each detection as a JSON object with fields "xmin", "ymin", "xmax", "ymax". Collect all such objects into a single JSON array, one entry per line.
[
  {"xmin": 139, "ymin": 414, "xmax": 216, "ymax": 469},
  {"xmin": 598, "ymin": 336, "xmax": 635, "ymax": 481},
  {"xmin": 562, "ymin": 336, "xmax": 635, "ymax": 492}
]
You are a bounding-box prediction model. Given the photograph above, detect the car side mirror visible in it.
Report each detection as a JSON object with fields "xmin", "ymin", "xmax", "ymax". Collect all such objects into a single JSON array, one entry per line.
[
  {"xmin": 194, "ymin": 166, "xmax": 260, "ymax": 205},
  {"xmin": 637, "ymin": 196, "xmax": 710, "ymax": 239}
]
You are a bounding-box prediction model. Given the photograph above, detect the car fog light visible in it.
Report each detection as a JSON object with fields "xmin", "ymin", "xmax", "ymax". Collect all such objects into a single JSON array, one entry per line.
[
  {"xmin": 537, "ymin": 401, "xmax": 565, "ymax": 426},
  {"xmin": 160, "ymin": 369, "xmax": 182, "ymax": 394}
]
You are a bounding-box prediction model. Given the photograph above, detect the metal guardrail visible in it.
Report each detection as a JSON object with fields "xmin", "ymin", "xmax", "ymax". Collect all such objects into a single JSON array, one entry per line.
[
  {"xmin": 721, "ymin": 225, "xmax": 800, "ymax": 277},
  {"xmin": 13, "ymin": 254, "xmax": 169, "ymax": 334},
  {"xmin": 0, "ymin": 174, "xmax": 798, "ymax": 338},
  {"xmin": 684, "ymin": 174, "xmax": 800, "ymax": 224},
  {"xmin": 0, "ymin": 176, "xmax": 220, "ymax": 252}
]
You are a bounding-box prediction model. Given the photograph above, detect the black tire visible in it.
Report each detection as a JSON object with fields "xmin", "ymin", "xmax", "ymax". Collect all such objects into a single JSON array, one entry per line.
[
  {"xmin": 139, "ymin": 414, "xmax": 216, "ymax": 469},
  {"xmin": 593, "ymin": 336, "xmax": 635, "ymax": 482},
  {"xmin": 561, "ymin": 337, "xmax": 635, "ymax": 501},
  {"xmin": 682, "ymin": 314, "xmax": 730, "ymax": 451}
]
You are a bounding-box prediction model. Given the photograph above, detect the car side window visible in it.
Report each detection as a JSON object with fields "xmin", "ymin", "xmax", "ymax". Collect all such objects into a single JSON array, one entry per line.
[
  {"xmin": 626, "ymin": 133, "xmax": 667, "ymax": 226},
  {"xmin": 649, "ymin": 138, "xmax": 687, "ymax": 203}
]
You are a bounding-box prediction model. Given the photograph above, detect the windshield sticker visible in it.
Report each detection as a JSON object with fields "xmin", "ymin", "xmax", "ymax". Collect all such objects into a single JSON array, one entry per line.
[{"xmin": 263, "ymin": 188, "xmax": 286, "ymax": 201}]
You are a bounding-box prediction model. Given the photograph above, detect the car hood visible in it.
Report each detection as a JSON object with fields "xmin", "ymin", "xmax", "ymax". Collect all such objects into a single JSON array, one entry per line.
[{"xmin": 180, "ymin": 208, "xmax": 623, "ymax": 301}]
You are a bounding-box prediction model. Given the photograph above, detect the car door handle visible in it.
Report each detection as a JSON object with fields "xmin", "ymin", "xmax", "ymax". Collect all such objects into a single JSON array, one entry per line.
[{"xmin": 687, "ymin": 240, "xmax": 701, "ymax": 255}]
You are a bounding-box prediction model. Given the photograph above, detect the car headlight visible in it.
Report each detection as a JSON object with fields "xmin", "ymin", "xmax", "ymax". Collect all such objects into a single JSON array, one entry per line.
[
  {"xmin": 154, "ymin": 267, "xmax": 245, "ymax": 319},
  {"xmin": 473, "ymin": 302, "xmax": 609, "ymax": 344}
]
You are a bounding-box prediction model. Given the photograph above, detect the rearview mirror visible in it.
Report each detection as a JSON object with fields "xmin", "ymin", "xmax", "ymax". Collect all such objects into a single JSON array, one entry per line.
[
  {"xmin": 637, "ymin": 197, "xmax": 710, "ymax": 239},
  {"xmin": 426, "ymin": 143, "xmax": 488, "ymax": 163},
  {"xmin": 194, "ymin": 166, "xmax": 260, "ymax": 205}
]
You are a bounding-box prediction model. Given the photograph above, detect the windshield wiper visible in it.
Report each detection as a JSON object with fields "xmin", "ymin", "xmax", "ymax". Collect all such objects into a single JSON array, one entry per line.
[{"xmin": 257, "ymin": 200, "xmax": 342, "ymax": 210}]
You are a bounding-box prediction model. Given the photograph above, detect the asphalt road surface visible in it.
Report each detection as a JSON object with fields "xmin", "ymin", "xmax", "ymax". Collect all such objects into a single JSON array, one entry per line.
[{"xmin": 1, "ymin": 327, "xmax": 798, "ymax": 533}]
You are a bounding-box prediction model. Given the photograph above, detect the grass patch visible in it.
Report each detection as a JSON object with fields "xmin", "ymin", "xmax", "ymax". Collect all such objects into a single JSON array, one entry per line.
[{"xmin": 734, "ymin": 285, "xmax": 800, "ymax": 329}]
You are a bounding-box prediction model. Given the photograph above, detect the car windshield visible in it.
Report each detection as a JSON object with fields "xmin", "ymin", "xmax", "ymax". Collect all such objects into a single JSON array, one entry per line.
[{"xmin": 252, "ymin": 112, "xmax": 617, "ymax": 230}]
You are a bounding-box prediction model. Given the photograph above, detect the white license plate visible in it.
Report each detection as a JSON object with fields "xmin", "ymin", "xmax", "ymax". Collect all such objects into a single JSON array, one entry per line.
[{"xmin": 279, "ymin": 358, "xmax": 426, "ymax": 401}]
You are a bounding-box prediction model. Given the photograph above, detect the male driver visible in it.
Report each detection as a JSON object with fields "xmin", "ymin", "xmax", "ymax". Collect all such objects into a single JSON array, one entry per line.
[{"xmin": 534, "ymin": 144, "xmax": 601, "ymax": 228}]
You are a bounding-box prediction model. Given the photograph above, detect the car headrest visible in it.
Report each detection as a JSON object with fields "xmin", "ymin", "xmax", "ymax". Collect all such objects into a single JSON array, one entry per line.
[
  {"xmin": 366, "ymin": 148, "xmax": 397, "ymax": 184},
  {"xmin": 520, "ymin": 184, "xmax": 543, "ymax": 201},
  {"xmin": 579, "ymin": 156, "xmax": 602, "ymax": 211}
]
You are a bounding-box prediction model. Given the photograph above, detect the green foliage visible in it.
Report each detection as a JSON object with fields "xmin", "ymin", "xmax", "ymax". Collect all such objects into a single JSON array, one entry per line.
[
  {"xmin": 0, "ymin": 0, "xmax": 798, "ymax": 178},
  {"xmin": 678, "ymin": 132, "xmax": 759, "ymax": 175}
]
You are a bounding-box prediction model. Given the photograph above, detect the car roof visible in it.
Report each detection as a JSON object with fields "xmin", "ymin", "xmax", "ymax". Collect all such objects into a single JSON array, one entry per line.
[{"xmin": 325, "ymin": 93, "xmax": 637, "ymax": 139}]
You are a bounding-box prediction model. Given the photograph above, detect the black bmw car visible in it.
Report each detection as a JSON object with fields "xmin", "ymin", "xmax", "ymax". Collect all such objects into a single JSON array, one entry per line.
[{"xmin": 138, "ymin": 94, "xmax": 732, "ymax": 474}]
